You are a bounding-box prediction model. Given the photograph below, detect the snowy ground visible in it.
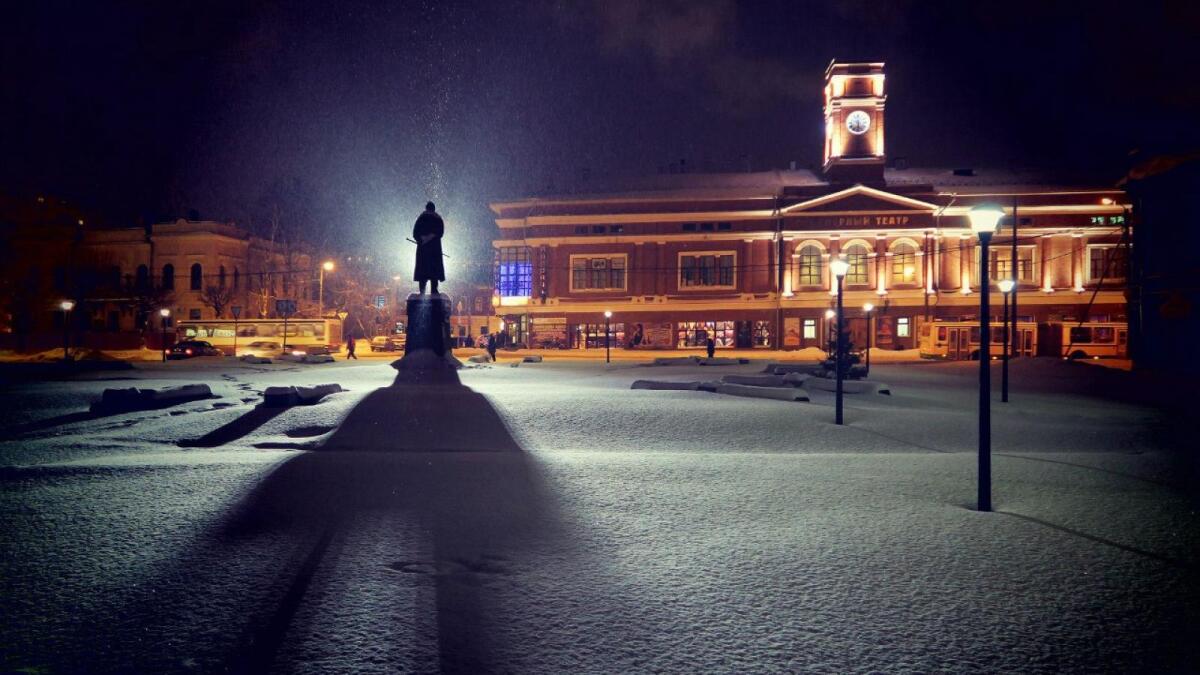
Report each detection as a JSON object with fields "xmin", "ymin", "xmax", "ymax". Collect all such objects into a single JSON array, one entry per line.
[{"xmin": 0, "ymin": 357, "xmax": 1196, "ymax": 673}]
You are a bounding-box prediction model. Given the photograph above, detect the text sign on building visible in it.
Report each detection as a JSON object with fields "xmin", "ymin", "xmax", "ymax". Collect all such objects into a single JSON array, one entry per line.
[
  {"xmin": 275, "ymin": 299, "xmax": 297, "ymax": 316},
  {"xmin": 375, "ymin": 295, "xmax": 387, "ymax": 309},
  {"xmin": 799, "ymin": 214, "xmax": 932, "ymax": 230}
]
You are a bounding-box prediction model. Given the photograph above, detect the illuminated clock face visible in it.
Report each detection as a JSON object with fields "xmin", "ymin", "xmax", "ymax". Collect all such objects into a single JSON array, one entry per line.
[{"xmin": 846, "ymin": 110, "xmax": 871, "ymax": 135}]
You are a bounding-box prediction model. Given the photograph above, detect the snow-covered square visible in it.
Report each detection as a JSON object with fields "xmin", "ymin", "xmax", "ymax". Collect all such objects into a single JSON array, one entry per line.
[{"xmin": 1, "ymin": 357, "xmax": 1196, "ymax": 673}]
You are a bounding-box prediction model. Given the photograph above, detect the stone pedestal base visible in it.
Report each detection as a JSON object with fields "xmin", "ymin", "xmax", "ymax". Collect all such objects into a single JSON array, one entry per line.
[{"xmin": 393, "ymin": 293, "xmax": 461, "ymax": 372}]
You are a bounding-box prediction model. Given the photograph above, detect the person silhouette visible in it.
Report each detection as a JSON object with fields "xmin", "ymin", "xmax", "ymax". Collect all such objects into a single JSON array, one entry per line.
[{"xmin": 413, "ymin": 201, "xmax": 445, "ymax": 294}]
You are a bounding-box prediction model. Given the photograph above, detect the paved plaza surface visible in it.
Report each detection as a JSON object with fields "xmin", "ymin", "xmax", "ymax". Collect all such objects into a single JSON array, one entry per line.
[{"xmin": 1, "ymin": 357, "xmax": 1196, "ymax": 673}]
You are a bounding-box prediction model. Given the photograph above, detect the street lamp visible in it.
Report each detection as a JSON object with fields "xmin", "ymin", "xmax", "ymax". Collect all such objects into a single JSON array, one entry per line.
[
  {"xmin": 829, "ymin": 258, "xmax": 850, "ymax": 425},
  {"xmin": 862, "ymin": 302, "xmax": 875, "ymax": 378},
  {"xmin": 998, "ymin": 278, "xmax": 1015, "ymax": 403},
  {"xmin": 319, "ymin": 260, "xmax": 335, "ymax": 317},
  {"xmin": 59, "ymin": 300, "xmax": 74, "ymax": 362},
  {"xmin": 968, "ymin": 203, "xmax": 1005, "ymax": 512},
  {"xmin": 159, "ymin": 308, "xmax": 171, "ymax": 363},
  {"xmin": 604, "ymin": 310, "xmax": 612, "ymax": 364}
]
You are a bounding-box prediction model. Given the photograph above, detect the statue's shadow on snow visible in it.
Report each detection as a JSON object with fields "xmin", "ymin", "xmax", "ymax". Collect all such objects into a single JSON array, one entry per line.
[{"xmin": 218, "ymin": 366, "xmax": 562, "ymax": 673}]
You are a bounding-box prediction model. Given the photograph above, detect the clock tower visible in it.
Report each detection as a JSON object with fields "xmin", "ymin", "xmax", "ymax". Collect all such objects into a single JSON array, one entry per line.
[{"xmin": 822, "ymin": 60, "xmax": 886, "ymax": 185}]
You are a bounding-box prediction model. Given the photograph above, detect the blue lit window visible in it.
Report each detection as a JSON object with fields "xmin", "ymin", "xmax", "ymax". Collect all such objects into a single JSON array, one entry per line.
[{"xmin": 495, "ymin": 247, "xmax": 532, "ymax": 297}]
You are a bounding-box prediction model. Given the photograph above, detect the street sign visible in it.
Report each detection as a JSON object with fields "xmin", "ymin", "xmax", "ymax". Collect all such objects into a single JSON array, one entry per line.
[
  {"xmin": 231, "ymin": 305, "xmax": 242, "ymax": 319},
  {"xmin": 275, "ymin": 299, "xmax": 297, "ymax": 316}
]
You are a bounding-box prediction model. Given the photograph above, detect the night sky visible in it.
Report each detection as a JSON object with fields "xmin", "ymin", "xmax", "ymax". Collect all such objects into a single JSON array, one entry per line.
[{"xmin": 2, "ymin": 0, "xmax": 1196, "ymax": 277}]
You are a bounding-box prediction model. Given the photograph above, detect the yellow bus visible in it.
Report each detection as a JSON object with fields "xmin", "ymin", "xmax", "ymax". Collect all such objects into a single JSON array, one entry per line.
[
  {"xmin": 1039, "ymin": 322, "xmax": 1128, "ymax": 360},
  {"xmin": 177, "ymin": 318, "xmax": 343, "ymax": 355},
  {"xmin": 918, "ymin": 320, "xmax": 1037, "ymax": 361}
]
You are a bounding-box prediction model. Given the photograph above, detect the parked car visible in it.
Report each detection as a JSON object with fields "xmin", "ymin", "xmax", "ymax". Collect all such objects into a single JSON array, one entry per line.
[
  {"xmin": 237, "ymin": 341, "xmax": 283, "ymax": 359},
  {"xmin": 370, "ymin": 335, "xmax": 400, "ymax": 352},
  {"xmin": 168, "ymin": 340, "xmax": 223, "ymax": 360}
]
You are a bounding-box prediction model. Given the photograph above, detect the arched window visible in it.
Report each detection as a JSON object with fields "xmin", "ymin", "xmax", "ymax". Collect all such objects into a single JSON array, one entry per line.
[
  {"xmin": 108, "ymin": 265, "xmax": 122, "ymax": 289},
  {"xmin": 891, "ymin": 243, "xmax": 917, "ymax": 284},
  {"xmin": 135, "ymin": 265, "xmax": 149, "ymax": 289},
  {"xmin": 797, "ymin": 245, "xmax": 824, "ymax": 285},
  {"xmin": 233, "ymin": 267, "xmax": 239, "ymax": 289},
  {"xmin": 219, "ymin": 265, "xmax": 226, "ymax": 288},
  {"xmin": 190, "ymin": 263, "xmax": 202, "ymax": 290},
  {"xmin": 844, "ymin": 244, "xmax": 870, "ymax": 284},
  {"xmin": 162, "ymin": 264, "xmax": 175, "ymax": 290}
]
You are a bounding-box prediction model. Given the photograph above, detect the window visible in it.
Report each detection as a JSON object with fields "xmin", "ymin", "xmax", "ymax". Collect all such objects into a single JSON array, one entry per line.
[
  {"xmin": 190, "ymin": 263, "xmax": 202, "ymax": 290},
  {"xmin": 610, "ymin": 225, "xmax": 623, "ymax": 233},
  {"xmin": 591, "ymin": 225, "xmax": 605, "ymax": 234},
  {"xmin": 682, "ymin": 223, "xmax": 697, "ymax": 231},
  {"xmin": 676, "ymin": 321, "xmax": 735, "ymax": 348},
  {"xmin": 989, "ymin": 246, "xmax": 1036, "ymax": 282},
  {"xmin": 135, "ymin": 265, "xmax": 149, "ymax": 290},
  {"xmin": 803, "ymin": 319, "xmax": 816, "ymax": 339},
  {"xmin": 1088, "ymin": 246, "xmax": 1127, "ymax": 282},
  {"xmin": 797, "ymin": 245, "xmax": 824, "ymax": 285},
  {"xmin": 897, "ymin": 317, "xmax": 910, "ymax": 337},
  {"xmin": 679, "ymin": 252, "xmax": 735, "ymax": 288},
  {"xmin": 474, "ymin": 297, "xmax": 483, "ymax": 313},
  {"xmin": 219, "ymin": 265, "xmax": 226, "ymax": 288},
  {"xmin": 843, "ymin": 244, "xmax": 870, "ymax": 284},
  {"xmin": 189, "ymin": 308, "xmax": 202, "ymax": 320},
  {"xmin": 570, "ymin": 255, "xmax": 626, "ymax": 291},
  {"xmin": 699, "ymin": 222, "xmax": 714, "ymax": 231},
  {"xmin": 717, "ymin": 222, "xmax": 732, "ymax": 231},
  {"xmin": 233, "ymin": 268, "xmax": 239, "ymax": 289},
  {"xmin": 891, "ymin": 244, "xmax": 917, "ymax": 284},
  {"xmin": 162, "ymin": 264, "xmax": 175, "ymax": 290},
  {"xmin": 574, "ymin": 226, "xmax": 587, "ymax": 234},
  {"xmin": 495, "ymin": 247, "xmax": 533, "ymax": 297}
]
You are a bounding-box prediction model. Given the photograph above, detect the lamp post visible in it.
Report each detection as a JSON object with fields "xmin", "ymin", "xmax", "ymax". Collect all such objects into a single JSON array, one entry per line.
[
  {"xmin": 318, "ymin": 260, "xmax": 335, "ymax": 317},
  {"xmin": 159, "ymin": 308, "xmax": 171, "ymax": 363},
  {"xmin": 59, "ymin": 300, "xmax": 74, "ymax": 362},
  {"xmin": 968, "ymin": 203, "xmax": 1005, "ymax": 512},
  {"xmin": 604, "ymin": 310, "xmax": 612, "ymax": 363},
  {"xmin": 998, "ymin": 279, "xmax": 1015, "ymax": 403},
  {"xmin": 830, "ymin": 258, "xmax": 850, "ymax": 425},
  {"xmin": 862, "ymin": 302, "xmax": 875, "ymax": 378}
]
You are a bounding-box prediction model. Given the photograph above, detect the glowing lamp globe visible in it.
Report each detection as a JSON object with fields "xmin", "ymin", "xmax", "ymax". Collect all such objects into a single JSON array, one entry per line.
[
  {"xmin": 824, "ymin": 309, "xmax": 836, "ymax": 319},
  {"xmin": 159, "ymin": 308, "xmax": 171, "ymax": 317},
  {"xmin": 830, "ymin": 258, "xmax": 850, "ymax": 278},
  {"xmin": 322, "ymin": 260, "xmax": 335, "ymax": 272},
  {"xmin": 604, "ymin": 310, "xmax": 612, "ymax": 319},
  {"xmin": 968, "ymin": 204, "xmax": 1005, "ymax": 235},
  {"xmin": 863, "ymin": 302, "xmax": 874, "ymax": 312},
  {"xmin": 60, "ymin": 300, "xmax": 75, "ymax": 312},
  {"xmin": 998, "ymin": 279, "xmax": 1016, "ymax": 294}
]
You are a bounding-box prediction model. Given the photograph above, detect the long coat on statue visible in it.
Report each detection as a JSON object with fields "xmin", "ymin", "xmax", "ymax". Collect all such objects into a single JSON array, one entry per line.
[{"xmin": 412, "ymin": 209, "xmax": 445, "ymax": 282}]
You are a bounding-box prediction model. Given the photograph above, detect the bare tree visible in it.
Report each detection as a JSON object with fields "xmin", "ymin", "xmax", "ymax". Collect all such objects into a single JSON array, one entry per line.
[{"xmin": 200, "ymin": 285, "xmax": 236, "ymax": 318}]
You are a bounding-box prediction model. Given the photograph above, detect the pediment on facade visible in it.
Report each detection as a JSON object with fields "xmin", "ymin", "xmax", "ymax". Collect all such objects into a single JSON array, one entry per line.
[{"xmin": 783, "ymin": 185, "xmax": 938, "ymax": 214}]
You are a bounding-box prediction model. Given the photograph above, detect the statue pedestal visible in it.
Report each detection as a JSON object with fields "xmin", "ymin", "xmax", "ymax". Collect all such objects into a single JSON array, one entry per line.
[{"xmin": 392, "ymin": 293, "xmax": 461, "ymax": 372}]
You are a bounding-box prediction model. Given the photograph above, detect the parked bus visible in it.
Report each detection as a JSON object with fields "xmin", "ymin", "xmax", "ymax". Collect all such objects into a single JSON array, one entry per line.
[
  {"xmin": 177, "ymin": 318, "xmax": 343, "ymax": 355},
  {"xmin": 918, "ymin": 320, "xmax": 1037, "ymax": 361},
  {"xmin": 1038, "ymin": 322, "xmax": 1128, "ymax": 360}
]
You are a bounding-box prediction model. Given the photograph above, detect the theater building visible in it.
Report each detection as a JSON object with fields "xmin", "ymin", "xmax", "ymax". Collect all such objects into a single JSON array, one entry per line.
[{"xmin": 490, "ymin": 61, "xmax": 1129, "ymax": 353}]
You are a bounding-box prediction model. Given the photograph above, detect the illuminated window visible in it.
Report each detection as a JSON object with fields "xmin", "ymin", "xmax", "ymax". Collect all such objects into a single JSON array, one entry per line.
[
  {"xmin": 495, "ymin": 247, "xmax": 533, "ymax": 297},
  {"xmin": 679, "ymin": 252, "xmax": 736, "ymax": 288},
  {"xmin": 570, "ymin": 255, "xmax": 626, "ymax": 291},
  {"xmin": 891, "ymin": 244, "xmax": 917, "ymax": 284},
  {"xmin": 843, "ymin": 244, "xmax": 870, "ymax": 284},
  {"xmin": 803, "ymin": 319, "xmax": 816, "ymax": 339},
  {"xmin": 989, "ymin": 246, "xmax": 1036, "ymax": 282},
  {"xmin": 897, "ymin": 317, "xmax": 910, "ymax": 337},
  {"xmin": 797, "ymin": 246, "xmax": 824, "ymax": 285}
]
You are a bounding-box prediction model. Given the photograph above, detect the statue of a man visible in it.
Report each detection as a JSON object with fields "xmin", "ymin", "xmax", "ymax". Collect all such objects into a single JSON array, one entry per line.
[{"xmin": 412, "ymin": 201, "xmax": 445, "ymax": 294}]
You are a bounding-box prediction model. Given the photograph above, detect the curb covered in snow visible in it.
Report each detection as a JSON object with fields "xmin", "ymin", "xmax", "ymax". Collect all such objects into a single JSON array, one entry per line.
[
  {"xmin": 631, "ymin": 380, "xmax": 701, "ymax": 391},
  {"xmin": 90, "ymin": 384, "xmax": 214, "ymax": 413},
  {"xmin": 262, "ymin": 383, "xmax": 344, "ymax": 407},
  {"xmin": 716, "ymin": 383, "xmax": 810, "ymax": 401},
  {"xmin": 804, "ymin": 378, "xmax": 891, "ymax": 395}
]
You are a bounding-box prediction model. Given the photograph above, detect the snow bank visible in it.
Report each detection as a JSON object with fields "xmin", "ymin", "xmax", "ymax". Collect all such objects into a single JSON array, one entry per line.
[
  {"xmin": 716, "ymin": 383, "xmax": 810, "ymax": 401},
  {"xmin": 650, "ymin": 356, "xmax": 700, "ymax": 366},
  {"xmin": 805, "ymin": 378, "xmax": 891, "ymax": 395},
  {"xmin": 698, "ymin": 357, "xmax": 749, "ymax": 366},
  {"xmin": 721, "ymin": 374, "xmax": 789, "ymax": 387},
  {"xmin": 262, "ymin": 383, "xmax": 344, "ymax": 407}
]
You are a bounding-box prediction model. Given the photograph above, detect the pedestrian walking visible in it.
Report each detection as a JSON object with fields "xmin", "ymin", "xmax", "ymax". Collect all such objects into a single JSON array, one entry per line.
[
  {"xmin": 706, "ymin": 336, "xmax": 715, "ymax": 359},
  {"xmin": 486, "ymin": 332, "xmax": 497, "ymax": 362},
  {"xmin": 346, "ymin": 334, "xmax": 358, "ymax": 360}
]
